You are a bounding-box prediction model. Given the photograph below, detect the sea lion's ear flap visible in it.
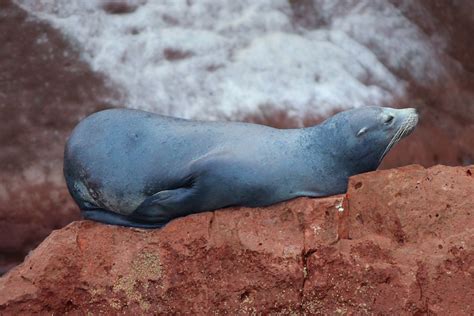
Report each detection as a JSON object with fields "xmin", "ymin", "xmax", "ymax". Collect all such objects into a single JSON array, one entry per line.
[{"xmin": 356, "ymin": 127, "xmax": 368, "ymax": 137}]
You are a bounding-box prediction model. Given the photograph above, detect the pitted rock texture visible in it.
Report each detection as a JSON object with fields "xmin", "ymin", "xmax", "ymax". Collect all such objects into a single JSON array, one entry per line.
[{"xmin": 0, "ymin": 165, "xmax": 472, "ymax": 314}]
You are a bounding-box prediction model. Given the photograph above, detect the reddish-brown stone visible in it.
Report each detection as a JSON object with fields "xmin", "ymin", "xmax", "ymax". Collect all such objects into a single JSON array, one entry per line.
[{"xmin": 1, "ymin": 165, "xmax": 472, "ymax": 314}]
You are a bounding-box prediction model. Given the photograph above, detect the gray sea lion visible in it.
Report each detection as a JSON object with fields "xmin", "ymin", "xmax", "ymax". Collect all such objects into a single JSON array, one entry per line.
[{"xmin": 64, "ymin": 106, "xmax": 418, "ymax": 228}]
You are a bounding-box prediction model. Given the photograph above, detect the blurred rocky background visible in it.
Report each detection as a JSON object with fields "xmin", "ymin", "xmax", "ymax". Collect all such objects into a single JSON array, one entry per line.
[{"xmin": 1, "ymin": 0, "xmax": 473, "ymax": 273}]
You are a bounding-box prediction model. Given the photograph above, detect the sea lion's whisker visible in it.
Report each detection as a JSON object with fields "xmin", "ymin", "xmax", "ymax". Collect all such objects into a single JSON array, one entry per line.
[
  {"xmin": 380, "ymin": 115, "xmax": 417, "ymax": 162},
  {"xmin": 380, "ymin": 125, "xmax": 403, "ymax": 161}
]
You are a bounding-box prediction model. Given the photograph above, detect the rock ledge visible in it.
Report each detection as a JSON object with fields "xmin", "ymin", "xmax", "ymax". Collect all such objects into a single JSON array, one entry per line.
[{"xmin": 0, "ymin": 165, "xmax": 473, "ymax": 314}]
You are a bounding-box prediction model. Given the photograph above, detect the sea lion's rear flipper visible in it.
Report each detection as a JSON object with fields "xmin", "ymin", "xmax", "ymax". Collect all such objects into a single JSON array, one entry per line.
[
  {"xmin": 132, "ymin": 187, "xmax": 197, "ymax": 222},
  {"xmin": 81, "ymin": 209, "xmax": 165, "ymax": 229}
]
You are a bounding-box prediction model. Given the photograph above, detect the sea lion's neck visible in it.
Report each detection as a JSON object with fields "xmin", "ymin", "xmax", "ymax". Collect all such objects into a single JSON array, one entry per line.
[
  {"xmin": 298, "ymin": 125, "xmax": 365, "ymax": 177},
  {"xmin": 300, "ymin": 124, "xmax": 345, "ymax": 160},
  {"xmin": 300, "ymin": 124, "xmax": 380, "ymax": 175}
]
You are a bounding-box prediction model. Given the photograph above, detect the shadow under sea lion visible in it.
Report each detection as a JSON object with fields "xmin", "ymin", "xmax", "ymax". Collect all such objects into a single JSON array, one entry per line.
[{"xmin": 64, "ymin": 106, "xmax": 418, "ymax": 228}]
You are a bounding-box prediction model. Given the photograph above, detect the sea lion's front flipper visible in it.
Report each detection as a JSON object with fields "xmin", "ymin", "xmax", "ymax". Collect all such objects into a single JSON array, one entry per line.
[{"xmin": 132, "ymin": 187, "xmax": 197, "ymax": 222}]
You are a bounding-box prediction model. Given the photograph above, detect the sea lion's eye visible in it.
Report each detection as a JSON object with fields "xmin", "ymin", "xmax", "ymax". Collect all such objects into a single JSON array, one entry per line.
[{"xmin": 384, "ymin": 115, "xmax": 394, "ymax": 124}]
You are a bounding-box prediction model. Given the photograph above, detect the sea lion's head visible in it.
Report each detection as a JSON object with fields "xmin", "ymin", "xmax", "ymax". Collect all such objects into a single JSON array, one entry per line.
[{"xmin": 324, "ymin": 106, "xmax": 419, "ymax": 173}]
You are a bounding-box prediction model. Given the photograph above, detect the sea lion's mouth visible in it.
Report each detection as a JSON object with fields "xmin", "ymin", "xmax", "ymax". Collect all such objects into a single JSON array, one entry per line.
[{"xmin": 379, "ymin": 109, "xmax": 419, "ymax": 162}]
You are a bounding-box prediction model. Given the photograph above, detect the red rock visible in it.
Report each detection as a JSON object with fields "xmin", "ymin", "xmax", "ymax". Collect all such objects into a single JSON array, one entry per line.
[
  {"xmin": 303, "ymin": 165, "xmax": 474, "ymax": 314},
  {"xmin": 0, "ymin": 165, "xmax": 472, "ymax": 314}
]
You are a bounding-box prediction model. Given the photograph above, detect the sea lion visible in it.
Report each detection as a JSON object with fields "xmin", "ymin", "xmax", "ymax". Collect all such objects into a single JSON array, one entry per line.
[{"xmin": 64, "ymin": 106, "xmax": 418, "ymax": 228}]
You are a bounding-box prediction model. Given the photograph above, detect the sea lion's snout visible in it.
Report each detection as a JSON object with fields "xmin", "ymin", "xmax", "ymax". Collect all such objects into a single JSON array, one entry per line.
[
  {"xmin": 403, "ymin": 107, "xmax": 418, "ymax": 118},
  {"xmin": 378, "ymin": 107, "xmax": 419, "ymax": 162},
  {"xmin": 400, "ymin": 107, "xmax": 418, "ymax": 116},
  {"xmin": 398, "ymin": 107, "xmax": 419, "ymax": 135},
  {"xmin": 385, "ymin": 107, "xmax": 418, "ymax": 133}
]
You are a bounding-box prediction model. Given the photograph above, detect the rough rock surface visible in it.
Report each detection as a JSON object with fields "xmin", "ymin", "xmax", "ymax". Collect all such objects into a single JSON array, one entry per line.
[{"xmin": 0, "ymin": 165, "xmax": 472, "ymax": 314}]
